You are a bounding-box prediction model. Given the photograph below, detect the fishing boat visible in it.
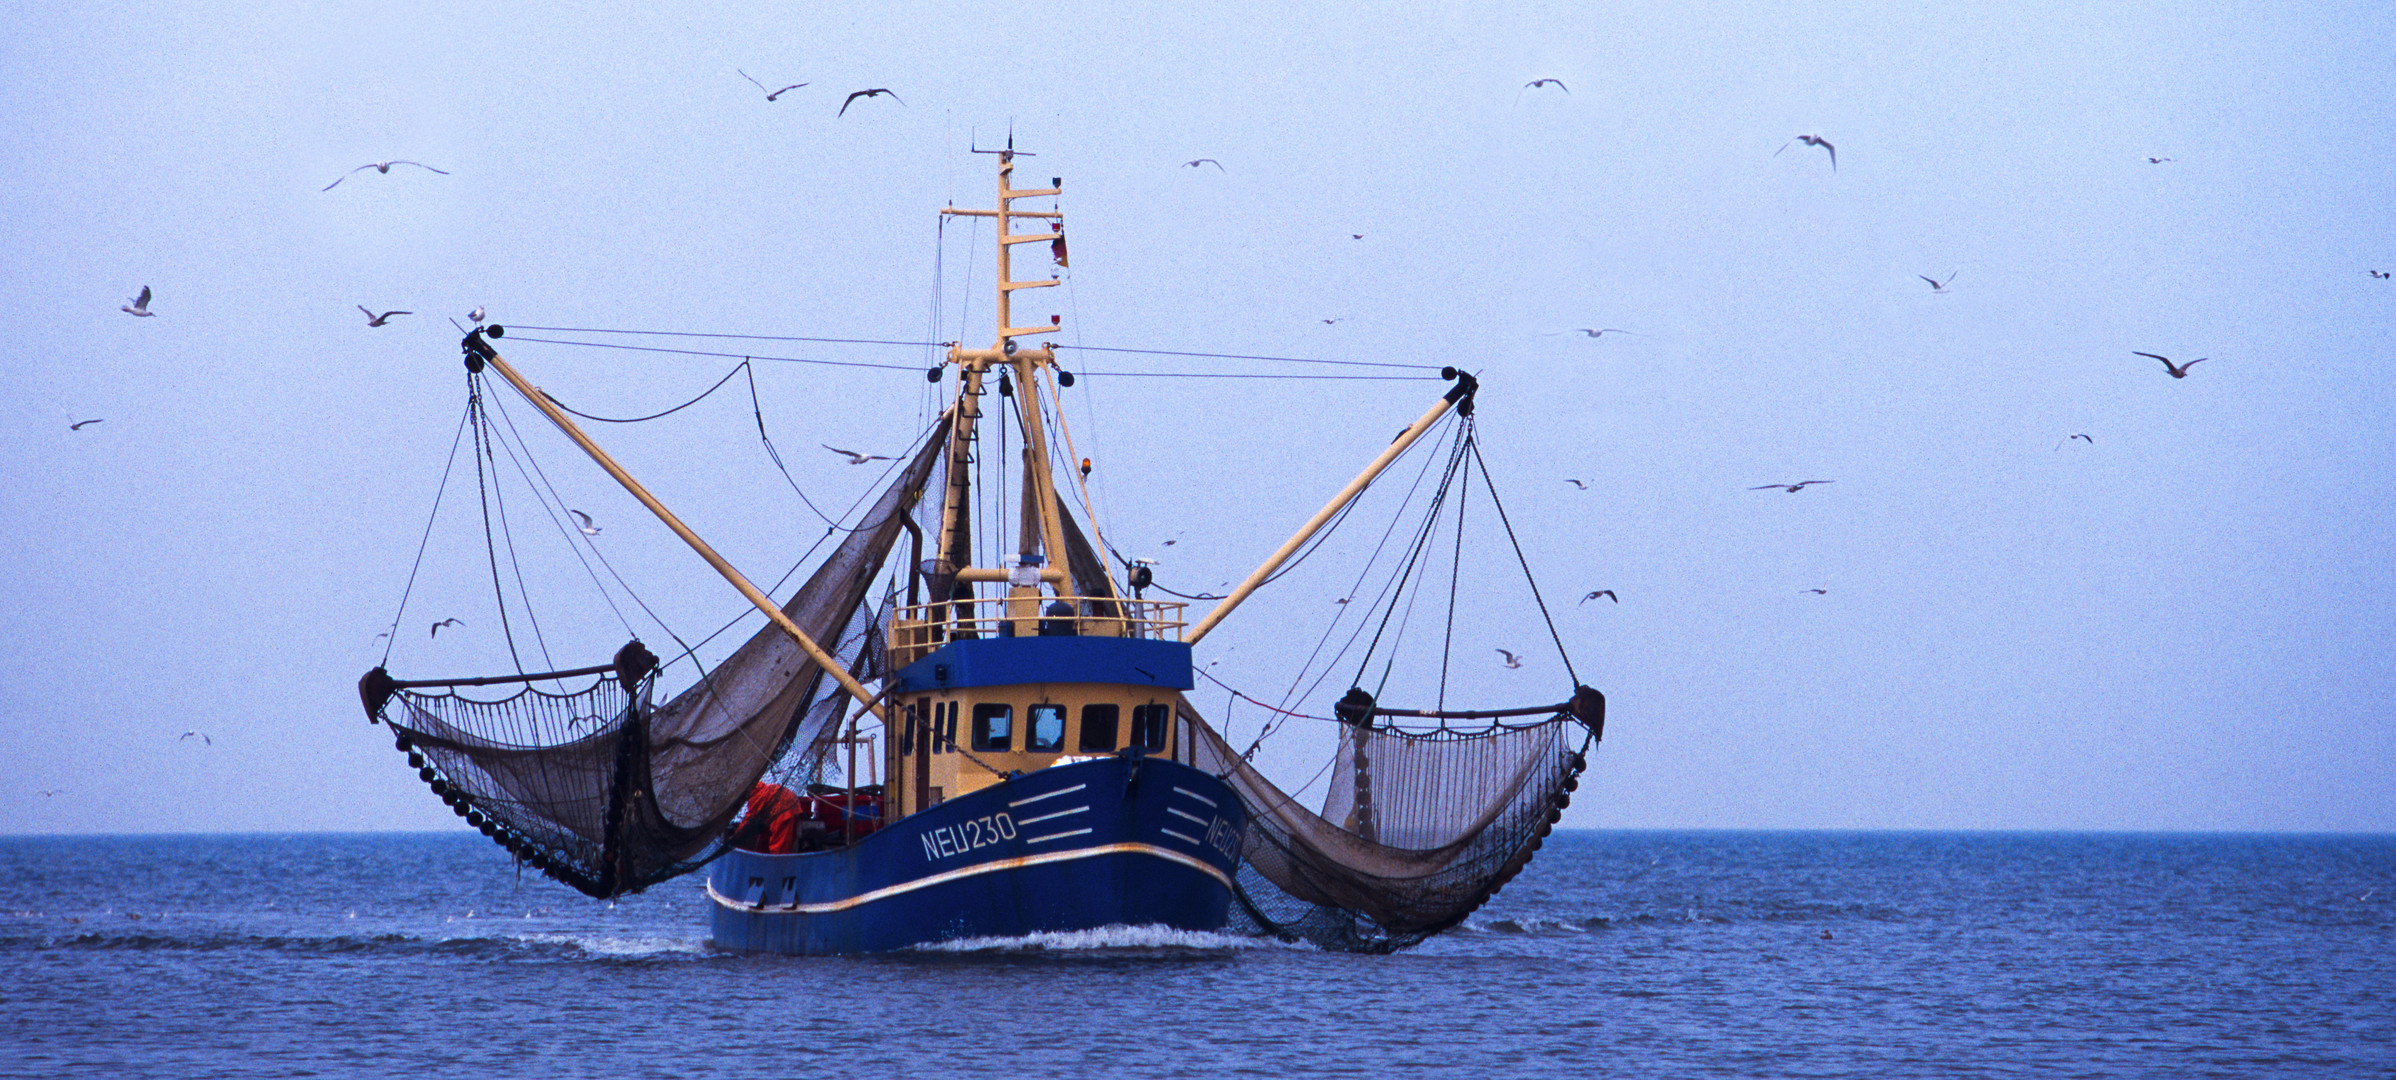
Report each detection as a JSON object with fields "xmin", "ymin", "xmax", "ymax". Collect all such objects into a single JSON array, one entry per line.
[{"xmin": 355, "ymin": 145, "xmax": 1605, "ymax": 954}]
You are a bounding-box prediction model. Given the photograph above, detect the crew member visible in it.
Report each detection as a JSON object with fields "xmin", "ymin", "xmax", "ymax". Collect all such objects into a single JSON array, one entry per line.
[{"xmin": 730, "ymin": 781, "xmax": 805, "ymax": 854}]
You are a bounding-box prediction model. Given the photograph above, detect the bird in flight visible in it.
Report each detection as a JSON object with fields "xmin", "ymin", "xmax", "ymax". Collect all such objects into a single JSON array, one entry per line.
[
  {"xmin": 122, "ymin": 286, "xmax": 154, "ymax": 316},
  {"xmin": 70, "ymin": 419, "xmax": 102, "ymax": 431},
  {"xmin": 430, "ymin": 618, "xmax": 463, "ymax": 638},
  {"xmin": 569, "ymin": 509, "xmax": 600, "ymax": 536},
  {"xmin": 2370, "ymin": 270, "xmax": 2390, "ymax": 279},
  {"xmin": 1776, "ymin": 134, "xmax": 1836, "ymax": 171},
  {"xmin": 2134, "ymin": 352, "xmax": 2206, "ymax": 379},
  {"xmin": 38, "ymin": 790, "xmax": 61, "ymax": 797},
  {"xmin": 1351, "ymin": 234, "xmax": 1364, "ymax": 240},
  {"xmin": 1581, "ymin": 590, "xmax": 1618, "ymax": 605},
  {"xmin": 1495, "ymin": 648, "xmax": 1524, "ymax": 669},
  {"xmin": 1920, "ymin": 272, "xmax": 1956, "ymax": 293},
  {"xmin": 822, "ymin": 444, "xmax": 893, "ymax": 465},
  {"xmin": 2055, "ymin": 433, "xmax": 2093, "ymax": 451},
  {"xmin": 1524, "ymin": 78, "xmax": 1569, "ymax": 93},
  {"xmin": 1801, "ymin": 588, "xmax": 1828, "ymax": 595},
  {"xmin": 1321, "ymin": 316, "xmax": 1350, "ymax": 325},
  {"xmin": 1564, "ymin": 479, "xmax": 1588, "ymax": 489},
  {"xmin": 1561, "ymin": 328, "xmax": 1633, "ymax": 338},
  {"xmin": 737, "ymin": 70, "xmax": 807, "ymax": 101},
  {"xmin": 358, "ymin": 306, "xmax": 411, "ymax": 327},
  {"xmin": 838, "ymin": 88, "xmax": 902, "ymax": 116},
  {"xmin": 1183, "ymin": 158, "xmax": 1225, "ymax": 171},
  {"xmin": 2147, "ymin": 157, "xmax": 2174, "ymax": 164},
  {"xmin": 179, "ymin": 731, "xmax": 212, "ymax": 746},
  {"xmin": 1752, "ymin": 480, "xmax": 1833, "ymax": 493},
  {"xmin": 323, "ymin": 161, "xmax": 449, "ymax": 190}
]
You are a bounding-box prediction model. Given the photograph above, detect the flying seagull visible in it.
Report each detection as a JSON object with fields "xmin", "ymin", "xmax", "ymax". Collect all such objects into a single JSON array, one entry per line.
[
  {"xmin": 737, "ymin": 69, "xmax": 807, "ymax": 101},
  {"xmin": 322, "ymin": 161, "xmax": 450, "ymax": 191},
  {"xmin": 1524, "ymin": 78, "xmax": 1569, "ymax": 93},
  {"xmin": 2134, "ymin": 352, "xmax": 2206, "ymax": 379},
  {"xmin": 121, "ymin": 286, "xmax": 154, "ymax": 316},
  {"xmin": 1566, "ymin": 328, "xmax": 1633, "ymax": 338},
  {"xmin": 569, "ymin": 509, "xmax": 600, "ymax": 536},
  {"xmin": 179, "ymin": 731, "xmax": 212, "ymax": 746},
  {"xmin": 1564, "ymin": 479, "xmax": 1588, "ymax": 489},
  {"xmin": 1581, "ymin": 590, "xmax": 1618, "ymax": 605},
  {"xmin": 2148, "ymin": 157, "xmax": 2174, "ymax": 164},
  {"xmin": 1351, "ymin": 234, "xmax": 1364, "ymax": 240},
  {"xmin": 1751, "ymin": 480, "xmax": 1834, "ymax": 493},
  {"xmin": 430, "ymin": 618, "xmax": 463, "ymax": 638},
  {"xmin": 358, "ymin": 306, "xmax": 411, "ymax": 327},
  {"xmin": 38, "ymin": 790, "xmax": 61, "ymax": 797},
  {"xmin": 1802, "ymin": 588, "xmax": 1829, "ymax": 595},
  {"xmin": 2055, "ymin": 433, "xmax": 2093, "ymax": 451},
  {"xmin": 1495, "ymin": 648, "xmax": 1524, "ymax": 669},
  {"xmin": 1183, "ymin": 158, "xmax": 1225, "ymax": 171},
  {"xmin": 822, "ymin": 444, "xmax": 893, "ymax": 465},
  {"xmin": 2370, "ymin": 270, "xmax": 2390, "ymax": 279},
  {"xmin": 838, "ymin": 88, "xmax": 902, "ymax": 116},
  {"xmin": 1776, "ymin": 134, "xmax": 1836, "ymax": 171},
  {"xmin": 70, "ymin": 419, "xmax": 102, "ymax": 430},
  {"xmin": 1920, "ymin": 272, "xmax": 1956, "ymax": 293},
  {"xmin": 1321, "ymin": 316, "xmax": 1349, "ymax": 325},
  {"xmin": 468, "ymin": 306, "xmax": 486, "ymax": 324}
]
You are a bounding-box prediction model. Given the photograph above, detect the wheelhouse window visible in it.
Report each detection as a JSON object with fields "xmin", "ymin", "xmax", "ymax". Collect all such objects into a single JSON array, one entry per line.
[
  {"xmin": 971, "ymin": 703, "xmax": 1013, "ymax": 752},
  {"xmin": 1132, "ymin": 704, "xmax": 1171, "ymax": 752},
  {"xmin": 1028, "ymin": 704, "xmax": 1066, "ymax": 752},
  {"xmin": 1078, "ymin": 704, "xmax": 1120, "ymax": 752}
]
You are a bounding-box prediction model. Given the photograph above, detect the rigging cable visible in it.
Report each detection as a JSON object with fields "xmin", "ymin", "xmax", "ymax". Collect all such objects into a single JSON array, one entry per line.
[
  {"xmin": 382, "ymin": 391, "xmax": 476, "ymax": 668},
  {"xmin": 467, "ymin": 376, "xmax": 530, "ymax": 675},
  {"xmin": 478, "ymin": 390, "xmax": 638, "ymax": 640},
  {"xmin": 1437, "ymin": 431, "xmax": 1470, "ymax": 712},
  {"xmin": 479, "ymin": 403, "xmax": 560, "ymax": 674},
  {"xmin": 1470, "ymin": 435, "xmax": 1580, "ymax": 686},
  {"xmin": 498, "ymin": 335, "xmax": 922, "ymax": 372}
]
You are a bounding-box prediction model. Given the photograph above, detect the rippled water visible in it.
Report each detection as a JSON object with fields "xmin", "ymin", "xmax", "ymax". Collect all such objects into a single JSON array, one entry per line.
[{"xmin": 2, "ymin": 831, "xmax": 2388, "ymax": 1078}]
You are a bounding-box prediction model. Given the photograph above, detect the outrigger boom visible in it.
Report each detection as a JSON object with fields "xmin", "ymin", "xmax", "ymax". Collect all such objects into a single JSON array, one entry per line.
[{"xmin": 460, "ymin": 328, "xmax": 889, "ymax": 723}]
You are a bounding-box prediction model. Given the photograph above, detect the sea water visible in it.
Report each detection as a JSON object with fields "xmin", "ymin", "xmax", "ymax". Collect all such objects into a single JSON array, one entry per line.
[{"xmin": 0, "ymin": 831, "xmax": 2388, "ymax": 1078}]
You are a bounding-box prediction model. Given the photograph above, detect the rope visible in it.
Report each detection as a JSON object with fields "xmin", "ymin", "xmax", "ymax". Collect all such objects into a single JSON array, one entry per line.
[
  {"xmin": 384, "ymin": 392, "xmax": 475, "ymax": 667},
  {"xmin": 1053, "ymin": 344, "xmax": 1443, "ymax": 371},
  {"xmin": 466, "ymin": 377, "xmax": 528, "ymax": 675},
  {"xmin": 544, "ymin": 362, "xmax": 751, "ymax": 423},
  {"xmin": 502, "ymin": 336, "xmax": 924, "ymax": 372},
  {"xmin": 1470, "ymin": 435, "xmax": 1580, "ymax": 686},
  {"xmin": 503, "ymin": 324, "xmax": 940, "ymax": 348}
]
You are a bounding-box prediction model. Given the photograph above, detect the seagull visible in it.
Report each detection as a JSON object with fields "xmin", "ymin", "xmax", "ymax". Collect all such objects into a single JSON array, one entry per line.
[
  {"xmin": 569, "ymin": 509, "xmax": 600, "ymax": 536},
  {"xmin": 1565, "ymin": 328, "xmax": 1633, "ymax": 338},
  {"xmin": 2147, "ymin": 157, "xmax": 2174, "ymax": 164},
  {"xmin": 358, "ymin": 306, "xmax": 411, "ymax": 327},
  {"xmin": 2370, "ymin": 270, "xmax": 2390, "ymax": 279},
  {"xmin": 821, "ymin": 444, "xmax": 893, "ymax": 465},
  {"xmin": 1564, "ymin": 479, "xmax": 1588, "ymax": 489},
  {"xmin": 1801, "ymin": 588, "xmax": 1829, "ymax": 595},
  {"xmin": 1495, "ymin": 649, "xmax": 1524, "ymax": 669},
  {"xmin": 1351, "ymin": 234, "xmax": 1364, "ymax": 240},
  {"xmin": 737, "ymin": 69, "xmax": 807, "ymax": 101},
  {"xmin": 70, "ymin": 419, "xmax": 102, "ymax": 430},
  {"xmin": 838, "ymin": 88, "xmax": 902, "ymax": 116},
  {"xmin": 1321, "ymin": 316, "xmax": 1350, "ymax": 325},
  {"xmin": 38, "ymin": 790, "xmax": 61, "ymax": 797},
  {"xmin": 1524, "ymin": 78, "xmax": 1569, "ymax": 93},
  {"xmin": 179, "ymin": 731, "xmax": 212, "ymax": 746},
  {"xmin": 2055, "ymin": 433, "xmax": 2093, "ymax": 451},
  {"xmin": 1581, "ymin": 590, "xmax": 1618, "ymax": 604},
  {"xmin": 430, "ymin": 618, "xmax": 463, "ymax": 638},
  {"xmin": 1775, "ymin": 134, "xmax": 1836, "ymax": 171},
  {"xmin": 121, "ymin": 286, "xmax": 154, "ymax": 316},
  {"xmin": 1751, "ymin": 480, "xmax": 1834, "ymax": 493},
  {"xmin": 1920, "ymin": 272, "xmax": 1956, "ymax": 293},
  {"xmin": 322, "ymin": 161, "xmax": 450, "ymax": 191},
  {"xmin": 1183, "ymin": 158, "xmax": 1225, "ymax": 171},
  {"xmin": 468, "ymin": 306, "xmax": 486, "ymax": 324},
  {"xmin": 2134, "ymin": 351, "xmax": 2206, "ymax": 379}
]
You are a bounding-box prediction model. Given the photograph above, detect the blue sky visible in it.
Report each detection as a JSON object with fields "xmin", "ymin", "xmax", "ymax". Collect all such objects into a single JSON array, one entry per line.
[{"xmin": 3, "ymin": 0, "xmax": 2391, "ymax": 834}]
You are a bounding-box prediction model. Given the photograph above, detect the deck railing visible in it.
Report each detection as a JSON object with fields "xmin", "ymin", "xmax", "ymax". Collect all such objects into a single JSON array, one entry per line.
[{"xmin": 886, "ymin": 595, "xmax": 1187, "ymax": 669}]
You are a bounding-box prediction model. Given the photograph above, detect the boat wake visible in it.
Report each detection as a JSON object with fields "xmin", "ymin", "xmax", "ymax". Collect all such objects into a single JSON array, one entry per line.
[{"xmin": 913, "ymin": 923, "xmax": 1308, "ymax": 956}]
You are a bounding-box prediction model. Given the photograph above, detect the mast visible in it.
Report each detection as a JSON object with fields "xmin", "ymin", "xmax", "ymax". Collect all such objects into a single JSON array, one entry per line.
[{"xmin": 936, "ymin": 139, "xmax": 1083, "ymax": 601}]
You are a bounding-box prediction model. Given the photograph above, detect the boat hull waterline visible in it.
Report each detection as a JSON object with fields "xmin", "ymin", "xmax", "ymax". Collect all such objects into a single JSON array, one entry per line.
[{"xmin": 708, "ymin": 755, "xmax": 1245, "ymax": 954}]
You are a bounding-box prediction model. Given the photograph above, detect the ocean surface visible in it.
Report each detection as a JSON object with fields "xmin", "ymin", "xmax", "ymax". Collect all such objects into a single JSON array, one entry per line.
[{"xmin": 1, "ymin": 831, "xmax": 2388, "ymax": 1079}]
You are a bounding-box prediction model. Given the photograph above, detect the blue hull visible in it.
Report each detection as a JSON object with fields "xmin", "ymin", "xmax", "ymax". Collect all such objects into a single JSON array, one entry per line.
[{"xmin": 707, "ymin": 755, "xmax": 1245, "ymax": 954}]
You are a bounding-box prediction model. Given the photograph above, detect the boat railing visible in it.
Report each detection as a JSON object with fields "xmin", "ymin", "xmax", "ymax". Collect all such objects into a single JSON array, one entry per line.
[{"xmin": 887, "ymin": 595, "xmax": 1186, "ymax": 668}]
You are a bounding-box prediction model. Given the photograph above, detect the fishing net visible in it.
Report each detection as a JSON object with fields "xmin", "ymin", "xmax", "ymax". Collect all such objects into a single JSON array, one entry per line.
[
  {"xmin": 359, "ymin": 410, "xmax": 953, "ymax": 898},
  {"xmin": 1182, "ymin": 695, "xmax": 1599, "ymax": 952}
]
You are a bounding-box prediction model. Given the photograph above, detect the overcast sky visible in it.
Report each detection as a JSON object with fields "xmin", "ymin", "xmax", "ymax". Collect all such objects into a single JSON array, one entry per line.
[{"xmin": 4, "ymin": 0, "xmax": 2391, "ymax": 836}]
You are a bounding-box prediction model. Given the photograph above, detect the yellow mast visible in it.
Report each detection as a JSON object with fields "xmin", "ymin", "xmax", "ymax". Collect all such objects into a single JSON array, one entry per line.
[{"xmin": 938, "ymin": 141, "xmax": 1080, "ymax": 596}]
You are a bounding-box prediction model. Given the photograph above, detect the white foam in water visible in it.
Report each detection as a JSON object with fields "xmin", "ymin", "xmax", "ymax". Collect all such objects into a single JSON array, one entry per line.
[
  {"xmin": 915, "ymin": 923, "xmax": 1310, "ymax": 953},
  {"xmin": 513, "ymin": 932, "xmax": 713, "ymax": 958}
]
